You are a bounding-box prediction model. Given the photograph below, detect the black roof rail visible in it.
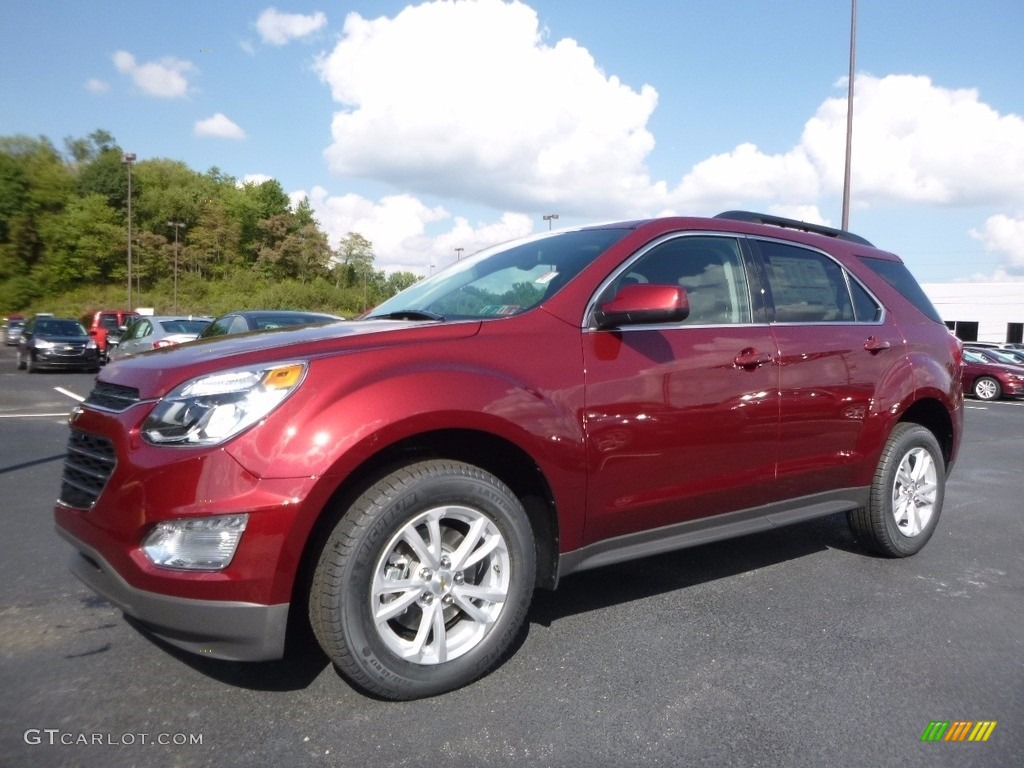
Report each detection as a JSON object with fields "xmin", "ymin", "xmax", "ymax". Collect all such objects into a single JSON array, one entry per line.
[{"xmin": 714, "ymin": 210, "xmax": 873, "ymax": 247}]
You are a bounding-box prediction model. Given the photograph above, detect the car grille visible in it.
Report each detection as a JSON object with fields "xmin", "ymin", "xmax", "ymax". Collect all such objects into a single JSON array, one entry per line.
[
  {"xmin": 60, "ymin": 430, "xmax": 116, "ymax": 509},
  {"xmin": 84, "ymin": 382, "xmax": 141, "ymax": 412}
]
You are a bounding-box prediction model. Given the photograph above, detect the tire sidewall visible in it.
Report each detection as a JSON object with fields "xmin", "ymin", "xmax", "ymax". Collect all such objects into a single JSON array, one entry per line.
[
  {"xmin": 875, "ymin": 425, "xmax": 945, "ymax": 556},
  {"xmin": 328, "ymin": 464, "xmax": 534, "ymax": 698}
]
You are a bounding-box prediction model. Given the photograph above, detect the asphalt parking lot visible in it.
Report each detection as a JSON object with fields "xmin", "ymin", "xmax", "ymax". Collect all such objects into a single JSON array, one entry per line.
[{"xmin": 1, "ymin": 347, "xmax": 1022, "ymax": 768}]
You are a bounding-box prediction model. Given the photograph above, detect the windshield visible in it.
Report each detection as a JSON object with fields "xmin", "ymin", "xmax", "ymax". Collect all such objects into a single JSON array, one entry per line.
[
  {"xmin": 368, "ymin": 228, "xmax": 629, "ymax": 321},
  {"xmin": 37, "ymin": 319, "xmax": 87, "ymax": 336}
]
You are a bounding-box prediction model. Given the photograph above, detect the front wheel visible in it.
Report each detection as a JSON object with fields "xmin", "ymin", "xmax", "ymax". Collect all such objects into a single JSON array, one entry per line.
[
  {"xmin": 309, "ymin": 460, "xmax": 536, "ymax": 700},
  {"xmin": 973, "ymin": 376, "xmax": 1000, "ymax": 401},
  {"xmin": 848, "ymin": 423, "xmax": 945, "ymax": 557}
]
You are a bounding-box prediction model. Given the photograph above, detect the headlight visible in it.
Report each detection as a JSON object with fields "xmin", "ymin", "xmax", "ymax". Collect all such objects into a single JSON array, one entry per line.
[
  {"xmin": 35, "ymin": 339, "xmax": 55, "ymax": 349},
  {"xmin": 86, "ymin": 339, "xmax": 98, "ymax": 350},
  {"xmin": 142, "ymin": 362, "xmax": 306, "ymax": 446},
  {"xmin": 142, "ymin": 514, "xmax": 248, "ymax": 570}
]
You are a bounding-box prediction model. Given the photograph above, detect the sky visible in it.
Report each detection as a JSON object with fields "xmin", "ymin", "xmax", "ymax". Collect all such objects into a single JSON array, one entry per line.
[{"xmin": 2, "ymin": 0, "xmax": 1023, "ymax": 282}]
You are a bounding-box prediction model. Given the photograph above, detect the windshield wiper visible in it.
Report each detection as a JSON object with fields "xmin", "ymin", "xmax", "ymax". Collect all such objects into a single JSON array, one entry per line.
[{"xmin": 366, "ymin": 309, "xmax": 446, "ymax": 322}]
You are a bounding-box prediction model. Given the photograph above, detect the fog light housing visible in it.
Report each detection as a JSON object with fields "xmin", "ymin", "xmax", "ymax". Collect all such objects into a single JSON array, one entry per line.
[{"xmin": 142, "ymin": 514, "xmax": 249, "ymax": 570}]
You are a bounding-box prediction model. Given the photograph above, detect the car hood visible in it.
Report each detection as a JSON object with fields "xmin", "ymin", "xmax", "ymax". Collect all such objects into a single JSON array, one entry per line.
[{"xmin": 98, "ymin": 319, "xmax": 482, "ymax": 399}]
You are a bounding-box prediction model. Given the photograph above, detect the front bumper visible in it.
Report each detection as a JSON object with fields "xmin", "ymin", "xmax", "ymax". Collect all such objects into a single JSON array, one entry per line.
[
  {"xmin": 58, "ymin": 528, "xmax": 289, "ymax": 661},
  {"xmin": 32, "ymin": 347, "xmax": 100, "ymax": 369}
]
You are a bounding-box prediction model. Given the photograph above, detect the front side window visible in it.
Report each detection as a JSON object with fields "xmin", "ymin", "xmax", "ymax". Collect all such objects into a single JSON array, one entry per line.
[{"xmin": 596, "ymin": 235, "xmax": 752, "ymax": 325}]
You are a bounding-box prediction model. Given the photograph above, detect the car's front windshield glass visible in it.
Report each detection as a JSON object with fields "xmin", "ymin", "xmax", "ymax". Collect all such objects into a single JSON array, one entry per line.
[
  {"xmin": 40, "ymin": 320, "xmax": 86, "ymax": 336},
  {"xmin": 367, "ymin": 228, "xmax": 629, "ymax": 321}
]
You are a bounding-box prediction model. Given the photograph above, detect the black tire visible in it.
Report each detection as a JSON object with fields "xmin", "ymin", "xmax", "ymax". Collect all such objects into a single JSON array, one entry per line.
[
  {"xmin": 25, "ymin": 353, "xmax": 36, "ymax": 373},
  {"xmin": 16, "ymin": 351, "xmax": 26, "ymax": 370},
  {"xmin": 309, "ymin": 460, "xmax": 536, "ymax": 700},
  {"xmin": 973, "ymin": 376, "xmax": 1000, "ymax": 401},
  {"xmin": 848, "ymin": 423, "xmax": 945, "ymax": 557}
]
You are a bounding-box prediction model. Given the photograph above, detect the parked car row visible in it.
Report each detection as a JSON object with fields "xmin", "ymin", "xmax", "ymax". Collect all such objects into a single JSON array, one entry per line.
[{"xmin": 11, "ymin": 310, "xmax": 345, "ymax": 372}]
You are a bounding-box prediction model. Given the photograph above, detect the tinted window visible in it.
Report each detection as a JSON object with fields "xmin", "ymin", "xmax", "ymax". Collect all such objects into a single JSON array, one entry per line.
[
  {"xmin": 860, "ymin": 256, "xmax": 942, "ymax": 323},
  {"xmin": 850, "ymin": 279, "xmax": 882, "ymax": 322},
  {"xmin": 202, "ymin": 317, "xmax": 234, "ymax": 338},
  {"xmin": 159, "ymin": 320, "xmax": 209, "ymax": 334},
  {"xmin": 602, "ymin": 236, "xmax": 752, "ymax": 325},
  {"xmin": 759, "ymin": 241, "xmax": 857, "ymax": 323}
]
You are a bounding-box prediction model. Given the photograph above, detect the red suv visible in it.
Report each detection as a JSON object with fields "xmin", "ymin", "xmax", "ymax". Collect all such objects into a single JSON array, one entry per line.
[
  {"xmin": 83, "ymin": 309, "xmax": 140, "ymax": 359},
  {"xmin": 55, "ymin": 212, "xmax": 963, "ymax": 699}
]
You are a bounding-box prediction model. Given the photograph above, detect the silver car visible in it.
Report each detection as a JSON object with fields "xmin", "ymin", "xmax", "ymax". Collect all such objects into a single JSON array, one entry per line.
[{"xmin": 108, "ymin": 316, "xmax": 212, "ymax": 361}]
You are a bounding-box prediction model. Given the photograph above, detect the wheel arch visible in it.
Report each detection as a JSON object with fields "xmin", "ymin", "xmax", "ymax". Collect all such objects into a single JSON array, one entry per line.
[
  {"xmin": 288, "ymin": 428, "xmax": 561, "ymax": 645},
  {"xmin": 898, "ymin": 397, "xmax": 957, "ymax": 470}
]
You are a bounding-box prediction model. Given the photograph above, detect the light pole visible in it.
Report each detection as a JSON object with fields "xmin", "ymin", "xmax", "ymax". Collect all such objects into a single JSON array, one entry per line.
[
  {"xmin": 122, "ymin": 153, "xmax": 136, "ymax": 309},
  {"xmin": 841, "ymin": 0, "xmax": 857, "ymax": 231},
  {"xmin": 167, "ymin": 221, "xmax": 185, "ymax": 313},
  {"xmin": 455, "ymin": 247, "xmax": 464, "ymax": 261},
  {"xmin": 543, "ymin": 214, "xmax": 559, "ymax": 230}
]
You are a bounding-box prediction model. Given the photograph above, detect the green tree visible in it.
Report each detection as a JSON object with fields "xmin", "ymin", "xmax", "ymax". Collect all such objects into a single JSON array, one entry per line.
[
  {"xmin": 37, "ymin": 193, "xmax": 123, "ymax": 289},
  {"xmin": 333, "ymin": 232, "xmax": 376, "ymax": 311},
  {"xmin": 186, "ymin": 198, "xmax": 241, "ymax": 279}
]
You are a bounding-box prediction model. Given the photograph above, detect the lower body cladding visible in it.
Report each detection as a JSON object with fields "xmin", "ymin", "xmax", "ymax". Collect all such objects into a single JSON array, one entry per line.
[{"xmin": 58, "ymin": 528, "xmax": 289, "ymax": 661}]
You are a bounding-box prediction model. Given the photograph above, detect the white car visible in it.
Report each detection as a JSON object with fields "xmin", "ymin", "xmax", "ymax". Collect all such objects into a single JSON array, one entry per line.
[{"xmin": 108, "ymin": 316, "xmax": 212, "ymax": 360}]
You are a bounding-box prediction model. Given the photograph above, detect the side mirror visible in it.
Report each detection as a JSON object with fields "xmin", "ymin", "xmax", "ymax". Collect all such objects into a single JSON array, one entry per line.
[{"xmin": 593, "ymin": 283, "xmax": 690, "ymax": 329}]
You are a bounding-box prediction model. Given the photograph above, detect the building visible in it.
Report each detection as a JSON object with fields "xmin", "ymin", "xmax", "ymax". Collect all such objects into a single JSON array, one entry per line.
[{"xmin": 923, "ymin": 283, "xmax": 1024, "ymax": 345}]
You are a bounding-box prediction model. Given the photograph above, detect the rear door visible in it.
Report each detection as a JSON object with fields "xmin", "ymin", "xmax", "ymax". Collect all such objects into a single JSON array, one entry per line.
[
  {"xmin": 752, "ymin": 238, "xmax": 904, "ymax": 498},
  {"xmin": 581, "ymin": 234, "xmax": 780, "ymax": 543}
]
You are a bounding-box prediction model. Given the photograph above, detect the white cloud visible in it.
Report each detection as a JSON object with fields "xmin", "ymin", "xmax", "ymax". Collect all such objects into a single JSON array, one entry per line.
[
  {"xmin": 307, "ymin": 1, "xmax": 1024, "ymax": 278},
  {"xmin": 194, "ymin": 113, "xmax": 246, "ymax": 140},
  {"xmin": 315, "ymin": 0, "xmax": 659, "ymax": 217},
  {"xmin": 668, "ymin": 74, "xmax": 1024, "ymax": 215},
  {"xmin": 84, "ymin": 78, "xmax": 109, "ymax": 93},
  {"xmin": 257, "ymin": 7, "xmax": 327, "ymax": 45},
  {"xmin": 970, "ymin": 215, "xmax": 1024, "ymax": 272},
  {"xmin": 802, "ymin": 74, "xmax": 1024, "ymax": 206},
  {"xmin": 113, "ymin": 50, "xmax": 195, "ymax": 98},
  {"xmin": 296, "ymin": 186, "xmax": 532, "ymax": 274},
  {"xmin": 240, "ymin": 173, "xmax": 274, "ymax": 186}
]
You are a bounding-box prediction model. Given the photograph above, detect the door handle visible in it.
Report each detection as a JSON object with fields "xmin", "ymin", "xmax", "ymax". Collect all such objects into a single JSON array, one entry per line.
[
  {"xmin": 864, "ymin": 336, "xmax": 891, "ymax": 353},
  {"xmin": 734, "ymin": 349, "xmax": 773, "ymax": 369}
]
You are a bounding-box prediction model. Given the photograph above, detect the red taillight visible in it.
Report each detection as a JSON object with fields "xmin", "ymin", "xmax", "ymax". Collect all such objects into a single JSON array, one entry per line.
[{"xmin": 153, "ymin": 339, "xmax": 179, "ymax": 349}]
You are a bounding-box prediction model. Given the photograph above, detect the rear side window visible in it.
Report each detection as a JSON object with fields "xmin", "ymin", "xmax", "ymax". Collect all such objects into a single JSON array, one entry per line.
[
  {"xmin": 860, "ymin": 256, "xmax": 942, "ymax": 323},
  {"xmin": 758, "ymin": 241, "xmax": 876, "ymax": 323}
]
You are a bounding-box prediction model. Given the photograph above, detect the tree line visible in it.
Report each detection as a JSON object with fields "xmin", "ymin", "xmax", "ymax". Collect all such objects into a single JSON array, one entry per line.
[{"xmin": 0, "ymin": 129, "xmax": 420, "ymax": 318}]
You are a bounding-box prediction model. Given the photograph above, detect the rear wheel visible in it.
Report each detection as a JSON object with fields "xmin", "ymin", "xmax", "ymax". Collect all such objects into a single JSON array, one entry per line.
[
  {"xmin": 848, "ymin": 423, "xmax": 945, "ymax": 557},
  {"xmin": 309, "ymin": 460, "xmax": 536, "ymax": 700},
  {"xmin": 973, "ymin": 376, "xmax": 1000, "ymax": 401}
]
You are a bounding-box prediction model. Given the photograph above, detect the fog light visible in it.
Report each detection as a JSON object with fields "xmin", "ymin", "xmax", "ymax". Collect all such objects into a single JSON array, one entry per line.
[{"xmin": 142, "ymin": 514, "xmax": 248, "ymax": 570}]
